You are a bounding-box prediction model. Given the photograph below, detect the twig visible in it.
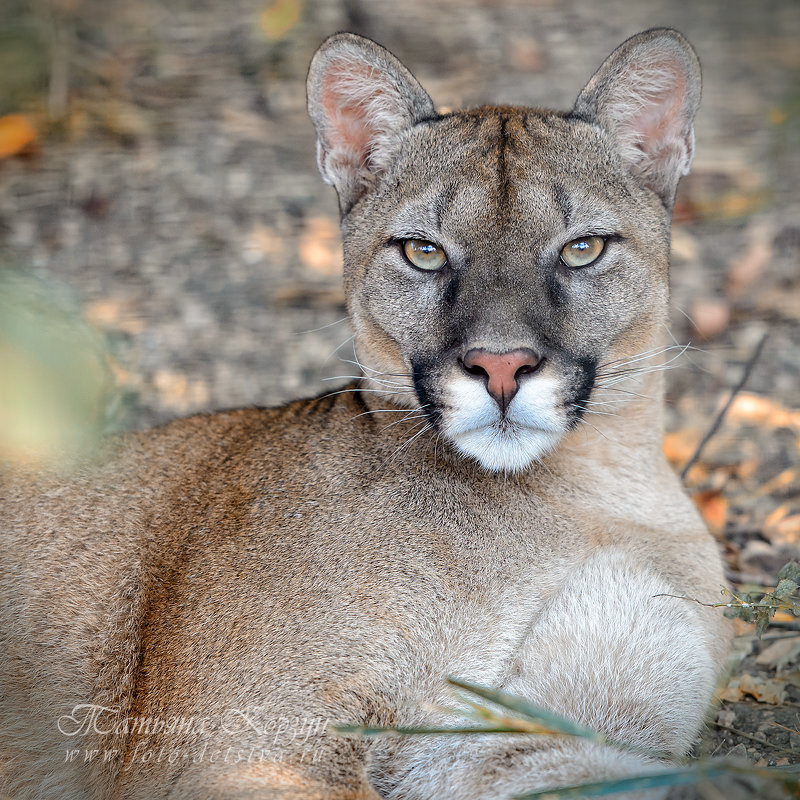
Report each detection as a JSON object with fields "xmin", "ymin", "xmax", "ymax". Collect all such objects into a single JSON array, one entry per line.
[
  {"xmin": 680, "ymin": 332, "xmax": 769, "ymax": 482},
  {"xmin": 653, "ymin": 592, "xmax": 775, "ymax": 611},
  {"xmin": 713, "ymin": 723, "xmax": 772, "ymax": 750}
]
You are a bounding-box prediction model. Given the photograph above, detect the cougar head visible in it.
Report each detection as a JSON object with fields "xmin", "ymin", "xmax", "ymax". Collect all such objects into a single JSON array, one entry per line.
[{"xmin": 307, "ymin": 30, "xmax": 700, "ymax": 472}]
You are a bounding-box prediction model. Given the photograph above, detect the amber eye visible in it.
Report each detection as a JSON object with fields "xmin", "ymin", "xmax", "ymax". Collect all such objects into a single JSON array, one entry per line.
[
  {"xmin": 560, "ymin": 236, "xmax": 606, "ymax": 268},
  {"xmin": 402, "ymin": 239, "xmax": 447, "ymax": 271}
]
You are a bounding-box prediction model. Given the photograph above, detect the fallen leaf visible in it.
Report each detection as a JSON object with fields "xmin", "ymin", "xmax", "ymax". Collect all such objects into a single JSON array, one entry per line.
[
  {"xmin": 0, "ymin": 114, "xmax": 36, "ymax": 159},
  {"xmin": 718, "ymin": 673, "xmax": 786, "ymax": 705},
  {"xmin": 242, "ymin": 224, "xmax": 286, "ymax": 264},
  {"xmin": 755, "ymin": 638, "xmax": 800, "ymax": 671},
  {"xmin": 298, "ymin": 217, "xmax": 343, "ymax": 276},
  {"xmin": 692, "ymin": 489, "xmax": 728, "ymax": 537},
  {"xmin": 84, "ymin": 298, "xmax": 145, "ymax": 335},
  {"xmin": 152, "ymin": 370, "xmax": 209, "ymax": 413},
  {"xmin": 669, "ymin": 226, "xmax": 700, "ymax": 263},
  {"xmin": 726, "ymin": 221, "xmax": 773, "ymax": 299},
  {"xmin": 727, "ymin": 393, "xmax": 800, "ymax": 430},
  {"xmin": 771, "ymin": 515, "xmax": 800, "ymax": 547},
  {"xmin": 663, "ymin": 429, "xmax": 701, "ymax": 467}
]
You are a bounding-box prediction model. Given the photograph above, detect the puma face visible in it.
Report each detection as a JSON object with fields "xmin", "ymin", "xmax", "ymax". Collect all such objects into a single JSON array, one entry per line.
[
  {"xmin": 343, "ymin": 114, "xmax": 669, "ymax": 472},
  {"xmin": 308, "ymin": 32, "xmax": 699, "ymax": 472}
]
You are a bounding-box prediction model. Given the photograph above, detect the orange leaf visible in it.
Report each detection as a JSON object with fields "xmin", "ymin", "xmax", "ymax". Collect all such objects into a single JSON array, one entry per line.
[
  {"xmin": 662, "ymin": 429, "xmax": 700, "ymax": 467},
  {"xmin": 0, "ymin": 114, "xmax": 37, "ymax": 159},
  {"xmin": 692, "ymin": 489, "xmax": 728, "ymax": 536},
  {"xmin": 727, "ymin": 393, "xmax": 800, "ymax": 429},
  {"xmin": 298, "ymin": 216, "xmax": 343, "ymax": 276}
]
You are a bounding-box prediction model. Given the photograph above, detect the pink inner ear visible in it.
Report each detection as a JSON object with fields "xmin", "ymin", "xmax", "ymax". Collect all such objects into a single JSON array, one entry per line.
[
  {"xmin": 624, "ymin": 60, "xmax": 687, "ymax": 150},
  {"xmin": 321, "ymin": 61, "xmax": 386, "ymax": 170}
]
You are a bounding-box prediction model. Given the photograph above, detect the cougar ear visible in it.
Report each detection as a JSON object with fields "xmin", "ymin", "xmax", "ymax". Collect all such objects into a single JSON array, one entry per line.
[
  {"xmin": 572, "ymin": 29, "xmax": 701, "ymax": 209},
  {"xmin": 307, "ymin": 33, "xmax": 435, "ymax": 213}
]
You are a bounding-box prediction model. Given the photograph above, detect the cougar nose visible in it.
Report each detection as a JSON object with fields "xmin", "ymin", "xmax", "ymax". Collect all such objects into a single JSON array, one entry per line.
[{"xmin": 461, "ymin": 348, "xmax": 542, "ymax": 413}]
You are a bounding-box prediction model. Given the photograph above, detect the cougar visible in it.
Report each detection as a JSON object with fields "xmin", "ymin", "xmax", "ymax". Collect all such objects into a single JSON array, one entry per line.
[{"xmin": 1, "ymin": 27, "xmax": 731, "ymax": 800}]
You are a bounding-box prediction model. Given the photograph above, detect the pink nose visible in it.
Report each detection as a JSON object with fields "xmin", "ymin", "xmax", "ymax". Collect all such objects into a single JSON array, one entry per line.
[{"xmin": 461, "ymin": 348, "xmax": 542, "ymax": 413}]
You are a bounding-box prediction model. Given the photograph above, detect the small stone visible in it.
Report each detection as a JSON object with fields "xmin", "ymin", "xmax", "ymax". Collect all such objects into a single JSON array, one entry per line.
[{"xmin": 717, "ymin": 708, "xmax": 736, "ymax": 728}]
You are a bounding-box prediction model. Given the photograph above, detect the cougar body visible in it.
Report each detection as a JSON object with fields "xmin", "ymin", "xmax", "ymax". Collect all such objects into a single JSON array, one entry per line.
[{"xmin": 1, "ymin": 29, "xmax": 730, "ymax": 800}]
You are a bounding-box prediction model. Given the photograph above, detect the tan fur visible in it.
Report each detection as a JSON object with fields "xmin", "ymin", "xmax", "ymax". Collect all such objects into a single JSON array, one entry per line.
[{"xmin": 1, "ymin": 29, "xmax": 730, "ymax": 799}]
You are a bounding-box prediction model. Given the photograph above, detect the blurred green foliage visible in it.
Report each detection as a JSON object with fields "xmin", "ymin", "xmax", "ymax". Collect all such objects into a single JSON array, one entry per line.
[
  {"xmin": 0, "ymin": 268, "xmax": 110, "ymax": 467},
  {"xmin": 0, "ymin": 1, "xmax": 49, "ymax": 116}
]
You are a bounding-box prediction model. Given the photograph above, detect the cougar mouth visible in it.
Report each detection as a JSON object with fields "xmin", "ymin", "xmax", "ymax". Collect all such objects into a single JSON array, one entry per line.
[
  {"xmin": 412, "ymin": 356, "xmax": 597, "ymax": 473},
  {"xmin": 435, "ymin": 371, "xmax": 569, "ymax": 472}
]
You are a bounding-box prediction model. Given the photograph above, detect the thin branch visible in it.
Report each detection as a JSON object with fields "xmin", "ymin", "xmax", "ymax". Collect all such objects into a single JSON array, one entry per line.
[{"xmin": 680, "ymin": 332, "xmax": 769, "ymax": 482}]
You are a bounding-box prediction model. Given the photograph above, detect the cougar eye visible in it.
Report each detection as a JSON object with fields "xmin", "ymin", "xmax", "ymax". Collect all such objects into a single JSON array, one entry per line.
[
  {"xmin": 560, "ymin": 235, "xmax": 606, "ymax": 268},
  {"xmin": 402, "ymin": 239, "xmax": 448, "ymax": 271}
]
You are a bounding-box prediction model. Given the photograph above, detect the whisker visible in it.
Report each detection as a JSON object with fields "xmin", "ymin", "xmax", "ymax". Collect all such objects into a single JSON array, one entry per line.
[
  {"xmin": 294, "ymin": 316, "xmax": 349, "ymax": 336},
  {"xmin": 597, "ymin": 343, "xmax": 686, "ymax": 370},
  {"xmin": 593, "ymin": 384, "xmax": 654, "ymax": 401},
  {"xmin": 323, "ymin": 374, "xmax": 409, "ymax": 389},
  {"xmin": 572, "ymin": 405, "xmax": 618, "ymax": 418},
  {"xmin": 381, "ymin": 413, "xmax": 430, "ymax": 431},
  {"xmin": 338, "ymin": 358, "xmax": 412, "ymax": 380},
  {"xmin": 576, "ymin": 417, "xmax": 609, "ymax": 441},
  {"xmin": 323, "ymin": 333, "xmax": 356, "ymax": 365},
  {"xmin": 351, "ymin": 406, "xmax": 428, "ymax": 417},
  {"xmin": 388, "ymin": 421, "xmax": 434, "ymax": 463},
  {"xmin": 321, "ymin": 387, "xmax": 415, "ymax": 401}
]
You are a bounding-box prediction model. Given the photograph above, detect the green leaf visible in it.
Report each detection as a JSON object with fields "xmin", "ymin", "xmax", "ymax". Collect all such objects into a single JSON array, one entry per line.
[
  {"xmin": 777, "ymin": 561, "xmax": 800, "ymax": 584},
  {"xmin": 774, "ymin": 579, "xmax": 799, "ymax": 601}
]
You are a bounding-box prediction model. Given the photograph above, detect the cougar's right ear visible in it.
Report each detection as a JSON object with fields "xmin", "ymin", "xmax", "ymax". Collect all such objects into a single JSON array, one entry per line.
[{"xmin": 307, "ymin": 33, "xmax": 435, "ymax": 214}]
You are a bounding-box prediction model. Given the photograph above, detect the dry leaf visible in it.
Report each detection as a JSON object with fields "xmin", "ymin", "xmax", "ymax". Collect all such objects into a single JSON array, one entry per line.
[
  {"xmin": 242, "ymin": 224, "xmax": 286, "ymax": 264},
  {"xmin": 692, "ymin": 489, "xmax": 728, "ymax": 537},
  {"xmin": 84, "ymin": 298, "xmax": 145, "ymax": 335},
  {"xmin": 298, "ymin": 217, "xmax": 343, "ymax": 276},
  {"xmin": 727, "ymin": 393, "xmax": 800, "ymax": 429},
  {"xmin": 755, "ymin": 638, "xmax": 800, "ymax": 671},
  {"xmin": 765, "ymin": 514, "xmax": 800, "ymax": 548},
  {"xmin": 0, "ymin": 114, "xmax": 36, "ymax": 159},
  {"xmin": 670, "ymin": 226, "xmax": 700, "ymax": 263},
  {"xmin": 152, "ymin": 370, "xmax": 209, "ymax": 413},
  {"xmin": 726, "ymin": 221, "xmax": 773, "ymax": 299},
  {"xmin": 718, "ymin": 673, "xmax": 786, "ymax": 705},
  {"xmin": 662, "ymin": 429, "xmax": 701, "ymax": 467}
]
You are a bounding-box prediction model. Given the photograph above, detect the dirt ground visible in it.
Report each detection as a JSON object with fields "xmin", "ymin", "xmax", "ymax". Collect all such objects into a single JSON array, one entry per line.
[{"xmin": 1, "ymin": 0, "xmax": 799, "ymax": 796}]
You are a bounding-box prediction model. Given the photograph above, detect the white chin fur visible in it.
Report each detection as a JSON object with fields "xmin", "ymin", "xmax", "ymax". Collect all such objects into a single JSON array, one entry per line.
[{"xmin": 441, "ymin": 374, "xmax": 567, "ymax": 473}]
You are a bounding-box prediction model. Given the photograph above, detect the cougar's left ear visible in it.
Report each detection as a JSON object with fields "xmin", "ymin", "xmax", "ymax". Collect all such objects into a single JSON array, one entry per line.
[
  {"xmin": 572, "ymin": 28, "xmax": 701, "ymax": 209},
  {"xmin": 307, "ymin": 33, "xmax": 435, "ymax": 214}
]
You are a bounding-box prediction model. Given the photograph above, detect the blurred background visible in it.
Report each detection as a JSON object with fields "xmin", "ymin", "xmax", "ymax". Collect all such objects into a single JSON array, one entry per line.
[{"xmin": 0, "ymin": 0, "xmax": 799, "ymax": 778}]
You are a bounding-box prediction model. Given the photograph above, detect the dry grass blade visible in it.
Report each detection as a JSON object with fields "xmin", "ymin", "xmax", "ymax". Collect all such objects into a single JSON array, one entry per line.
[
  {"xmin": 333, "ymin": 723, "xmax": 534, "ymax": 737},
  {"xmin": 447, "ymin": 677, "xmax": 609, "ymax": 743}
]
